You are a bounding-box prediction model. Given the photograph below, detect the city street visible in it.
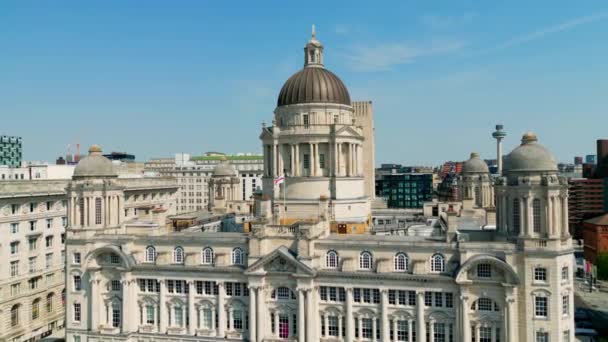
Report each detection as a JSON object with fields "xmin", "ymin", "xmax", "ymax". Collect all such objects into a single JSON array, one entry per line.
[{"xmin": 574, "ymin": 279, "xmax": 608, "ymax": 340}]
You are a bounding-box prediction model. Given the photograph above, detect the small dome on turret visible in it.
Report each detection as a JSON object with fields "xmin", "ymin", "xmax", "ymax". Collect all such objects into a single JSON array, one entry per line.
[
  {"xmin": 503, "ymin": 132, "xmax": 558, "ymax": 173},
  {"xmin": 462, "ymin": 152, "xmax": 490, "ymax": 174},
  {"xmin": 212, "ymin": 157, "xmax": 238, "ymax": 177},
  {"xmin": 73, "ymin": 145, "xmax": 117, "ymax": 179}
]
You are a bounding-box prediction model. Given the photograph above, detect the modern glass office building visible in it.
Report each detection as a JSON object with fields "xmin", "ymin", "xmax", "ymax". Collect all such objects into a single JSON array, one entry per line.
[
  {"xmin": 0, "ymin": 135, "xmax": 22, "ymax": 167},
  {"xmin": 375, "ymin": 172, "xmax": 433, "ymax": 208}
]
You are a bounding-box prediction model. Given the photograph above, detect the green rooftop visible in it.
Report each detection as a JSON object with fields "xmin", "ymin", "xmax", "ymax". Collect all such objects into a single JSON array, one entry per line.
[{"xmin": 191, "ymin": 154, "xmax": 263, "ymax": 161}]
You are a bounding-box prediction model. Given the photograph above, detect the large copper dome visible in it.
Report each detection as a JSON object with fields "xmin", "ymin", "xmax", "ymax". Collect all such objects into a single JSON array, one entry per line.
[
  {"xmin": 277, "ymin": 28, "xmax": 351, "ymax": 108},
  {"xmin": 277, "ymin": 66, "xmax": 351, "ymax": 107}
]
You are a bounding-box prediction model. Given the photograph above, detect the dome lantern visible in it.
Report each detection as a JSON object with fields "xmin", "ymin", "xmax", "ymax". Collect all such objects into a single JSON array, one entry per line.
[{"xmin": 277, "ymin": 27, "xmax": 351, "ymax": 107}]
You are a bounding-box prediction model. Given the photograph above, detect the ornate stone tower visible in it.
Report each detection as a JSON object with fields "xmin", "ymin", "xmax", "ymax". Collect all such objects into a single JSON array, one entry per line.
[
  {"xmin": 208, "ymin": 157, "xmax": 240, "ymax": 213},
  {"xmin": 66, "ymin": 145, "xmax": 124, "ymax": 237},
  {"xmin": 495, "ymin": 132, "xmax": 574, "ymax": 341},
  {"xmin": 260, "ymin": 28, "xmax": 370, "ymax": 232},
  {"xmin": 459, "ymin": 152, "xmax": 494, "ymax": 208}
]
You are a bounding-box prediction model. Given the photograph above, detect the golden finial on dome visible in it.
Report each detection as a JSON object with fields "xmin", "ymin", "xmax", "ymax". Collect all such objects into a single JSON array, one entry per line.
[
  {"xmin": 470, "ymin": 152, "xmax": 480, "ymax": 158},
  {"xmin": 521, "ymin": 132, "xmax": 538, "ymax": 144},
  {"xmin": 89, "ymin": 145, "xmax": 102, "ymax": 153}
]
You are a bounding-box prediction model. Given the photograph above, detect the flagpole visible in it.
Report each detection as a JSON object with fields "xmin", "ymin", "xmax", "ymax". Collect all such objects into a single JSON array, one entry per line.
[{"xmin": 283, "ymin": 174, "xmax": 286, "ymax": 224}]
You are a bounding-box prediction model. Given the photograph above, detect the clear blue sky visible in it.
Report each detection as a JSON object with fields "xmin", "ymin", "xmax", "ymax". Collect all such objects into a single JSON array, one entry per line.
[{"xmin": 1, "ymin": 1, "xmax": 607, "ymax": 165}]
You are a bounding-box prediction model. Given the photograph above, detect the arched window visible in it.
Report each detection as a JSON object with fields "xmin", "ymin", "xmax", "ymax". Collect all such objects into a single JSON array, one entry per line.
[
  {"xmin": 201, "ymin": 247, "xmax": 214, "ymax": 265},
  {"xmin": 46, "ymin": 293, "xmax": 54, "ymax": 313},
  {"xmin": 533, "ymin": 198, "xmax": 541, "ymax": 233},
  {"xmin": 394, "ymin": 253, "xmax": 409, "ymax": 272},
  {"xmin": 471, "ymin": 297, "xmax": 500, "ymax": 312},
  {"xmin": 512, "ymin": 198, "xmax": 521, "ymax": 234},
  {"xmin": 173, "ymin": 247, "xmax": 184, "ymax": 264},
  {"xmin": 32, "ymin": 298, "xmax": 40, "ymax": 320},
  {"xmin": 10, "ymin": 304, "xmax": 20, "ymax": 326},
  {"xmin": 430, "ymin": 254, "xmax": 445, "ymax": 273},
  {"xmin": 359, "ymin": 251, "xmax": 373, "ymax": 270},
  {"xmin": 326, "ymin": 250, "xmax": 339, "ymax": 268},
  {"xmin": 232, "ymin": 248, "xmax": 244, "ymax": 265},
  {"xmin": 145, "ymin": 246, "xmax": 156, "ymax": 263}
]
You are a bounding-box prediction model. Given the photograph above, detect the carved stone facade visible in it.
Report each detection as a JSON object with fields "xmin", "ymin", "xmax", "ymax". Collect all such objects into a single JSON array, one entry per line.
[{"xmin": 65, "ymin": 31, "xmax": 574, "ymax": 342}]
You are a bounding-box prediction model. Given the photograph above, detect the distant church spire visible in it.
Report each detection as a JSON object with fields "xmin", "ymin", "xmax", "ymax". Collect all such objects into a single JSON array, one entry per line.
[{"xmin": 304, "ymin": 25, "xmax": 324, "ymax": 67}]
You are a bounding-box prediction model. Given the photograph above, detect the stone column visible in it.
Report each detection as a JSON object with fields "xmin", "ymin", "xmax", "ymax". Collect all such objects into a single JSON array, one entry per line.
[
  {"xmin": 211, "ymin": 307, "xmax": 216, "ymax": 335},
  {"xmin": 518, "ymin": 197, "xmax": 525, "ymax": 237},
  {"xmin": 491, "ymin": 324, "xmax": 497, "ymax": 342},
  {"xmin": 338, "ymin": 314, "xmax": 343, "ymax": 340},
  {"xmin": 547, "ymin": 195, "xmax": 553, "ymax": 236},
  {"xmin": 217, "ymin": 282, "xmax": 226, "ymax": 337},
  {"xmin": 306, "ymin": 288, "xmax": 316, "ymax": 342},
  {"xmin": 355, "ymin": 144, "xmax": 359, "ymax": 176},
  {"xmin": 256, "ymin": 287, "xmax": 264, "ymax": 342},
  {"xmin": 291, "ymin": 145, "xmax": 295, "ymax": 175},
  {"xmin": 346, "ymin": 288, "xmax": 354, "ymax": 342},
  {"xmin": 561, "ymin": 195, "xmax": 569, "ymax": 236},
  {"xmin": 372, "ymin": 317, "xmax": 377, "ymax": 342},
  {"xmin": 381, "ymin": 289, "xmax": 389, "ymax": 341},
  {"xmin": 329, "ymin": 140, "xmax": 333, "ymax": 176},
  {"xmin": 475, "ymin": 324, "xmax": 480, "ymax": 342},
  {"xmin": 408, "ymin": 319, "xmax": 413, "ymax": 342},
  {"xmin": 90, "ymin": 273, "xmax": 99, "ymax": 331},
  {"xmin": 349, "ymin": 144, "xmax": 354, "ymax": 176},
  {"xmin": 295, "ymin": 144, "xmax": 300, "ymax": 176},
  {"xmin": 357, "ymin": 316, "xmax": 363, "ymax": 340},
  {"xmin": 525, "ymin": 196, "xmax": 533, "ymax": 236},
  {"xmin": 249, "ymin": 287, "xmax": 257, "ymax": 342},
  {"xmin": 505, "ymin": 296, "xmax": 515, "ymax": 342},
  {"xmin": 428, "ymin": 320, "xmax": 435, "ymax": 342},
  {"xmin": 298, "ymin": 289, "xmax": 306, "ymax": 342},
  {"xmin": 188, "ymin": 281, "xmax": 195, "ymax": 335},
  {"xmin": 552, "ymin": 196, "xmax": 561, "ymax": 237},
  {"xmin": 121, "ymin": 276, "xmax": 130, "ymax": 333},
  {"xmin": 336, "ymin": 143, "xmax": 341, "ymax": 176},
  {"xmin": 227, "ymin": 308, "xmax": 233, "ymax": 331},
  {"xmin": 159, "ymin": 280, "xmax": 167, "ymax": 332},
  {"xmin": 392, "ymin": 318, "xmax": 398, "ymax": 342},
  {"xmin": 324, "ymin": 313, "xmax": 329, "ymax": 337},
  {"xmin": 417, "ymin": 292, "xmax": 426, "ymax": 342},
  {"xmin": 274, "ymin": 311, "xmax": 280, "ymax": 337},
  {"xmin": 461, "ymin": 296, "xmax": 469, "ymax": 342},
  {"xmin": 272, "ymin": 143, "xmax": 277, "ymax": 177}
]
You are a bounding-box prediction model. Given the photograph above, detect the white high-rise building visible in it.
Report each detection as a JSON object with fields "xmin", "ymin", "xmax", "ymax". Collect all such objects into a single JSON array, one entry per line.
[{"xmin": 65, "ymin": 30, "xmax": 574, "ymax": 342}]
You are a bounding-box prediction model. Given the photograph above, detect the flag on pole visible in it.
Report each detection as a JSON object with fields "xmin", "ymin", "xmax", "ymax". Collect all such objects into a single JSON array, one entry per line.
[{"xmin": 274, "ymin": 175, "xmax": 285, "ymax": 187}]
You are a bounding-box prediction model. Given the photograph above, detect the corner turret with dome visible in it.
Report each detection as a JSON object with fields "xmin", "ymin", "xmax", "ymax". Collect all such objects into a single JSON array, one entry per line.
[
  {"xmin": 260, "ymin": 26, "xmax": 370, "ymax": 232},
  {"xmin": 73, "ymin": 145, "xmax": 117, "ymax": 179},
  {"xmin": 496, "ymin": 132, "xmax": 570, "ymax": 243},
  {"xmin": 207, "ymin": 156, "xmax": 252, "ymax": 214},
  {"xmin": 503, "ymin": 132, "xmax": 558, "ymax": 173},
  {"xmin": 459, "ymin": 152, "xmax": 494, "ymax": 208}
]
